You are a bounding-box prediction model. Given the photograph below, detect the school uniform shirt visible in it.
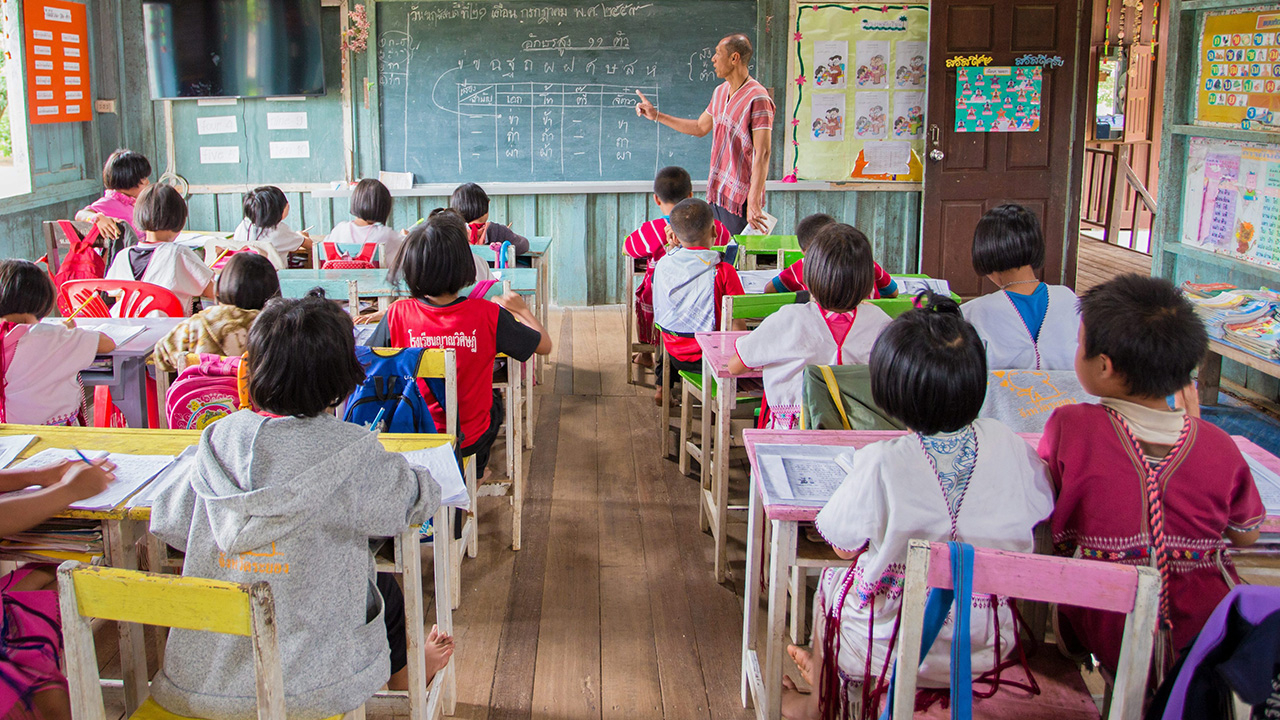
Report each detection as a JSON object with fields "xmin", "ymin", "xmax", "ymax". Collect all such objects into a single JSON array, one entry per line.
[
  {"xmin": 769, "ymin": 257, "xmax": 898, "ymax": 298},
  {"xmin": 624, "ymin": 217, "xmax": 733, "ymax": 346},
  {"xmin": 2, "ymin": 323, "xmax": 99, "ymax": 425},
  {"xmin": 961, "ymin": 284, "xmax": 1080, "ymax": 370},
  {"xmin": 232, "ymin": 218, "xmax": 307, "ymax": 255},
  {"xmin": 105, "ymin": 241, "xmax": 214, "ymax": 315},
  {"xmin": 706, "ymin": 77, "xmax": 775, "ymax": 213},
  {"xmin": 82, "ymin": 189, "xmax": 143, "ymax": 239},
  {"xmin": 367, "ymin": 297, "xmax": 541, "ymax": 448},
  {"xmin": 652, "ymin": 247, "xmax": 744, "ymax": 363},
  {"xmin": 467, "ymin": 221, "xmax": 530, "ymax": 256},
  {"xmin": 326, "ymin": 221, "xmax": 403, "ymax": 268},
  {"xmin": 734, "ymin": 302, "xmax": 891, "ymax": 429},
  {"xmin": 815, "ymin": 419, "xmax": 1054, "ymax": 687},
  {"xmin": 1039, "ymin": 402, "xmax": 1265, "ymax": 673}
]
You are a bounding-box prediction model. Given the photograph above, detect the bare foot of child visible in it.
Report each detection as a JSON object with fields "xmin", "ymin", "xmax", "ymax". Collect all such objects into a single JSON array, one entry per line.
[
  {"xmin": 788, "ymin": 643, "xmax": 815, "ymax": 685},
  {"xmin": 632, "ymin": 351, "xmax": 654, "ymax": 368},
  {"xmin": 423, "ymin": 624, "xmax": 456, "ymax": 683},
  {"xmin": 780, "ymin": 675, "xmax": 816, "ymax": 720},
  {"xmin": 653, "ymin": 386, "xmax": 663, "ymax": 406}
]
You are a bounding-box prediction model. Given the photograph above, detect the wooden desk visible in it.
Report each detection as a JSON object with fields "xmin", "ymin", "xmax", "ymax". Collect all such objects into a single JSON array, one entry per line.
[
  {"xmin": 696, "ymin": 331, "xmax": 761, "ymax": 583},
  {"xmin": 1198, "ymin": 336, "xmax": 1280, "ymax": 406},
  {"xmin": 277, "ymin": 268, "xmax": 400, "ymax": 313},
  {"xmin": 739, "ymin": 429, "xmax": 1280, "ymax": 720},
  {"xmin": 491, "ymin": 267, "xmax": 545, "ymax": 414},
  {"xmin": 75, "ymin": 318, "xmax": 183, "ymax": 429},
  {"xmin": 0, "ymin": 424, "xmax": 461, "ymax": 720}
]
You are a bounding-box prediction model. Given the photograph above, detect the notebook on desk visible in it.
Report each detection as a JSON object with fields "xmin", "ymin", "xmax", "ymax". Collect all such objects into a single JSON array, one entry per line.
[{"xmin": 11, "ymin": 449, "xmax": 175, "ymax": 511}]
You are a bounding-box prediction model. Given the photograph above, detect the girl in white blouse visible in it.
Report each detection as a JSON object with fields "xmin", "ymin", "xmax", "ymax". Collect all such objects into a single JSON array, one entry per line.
[{"xmin": 782, "ymin": 293, "xmax": 1054, "ymax": 720}]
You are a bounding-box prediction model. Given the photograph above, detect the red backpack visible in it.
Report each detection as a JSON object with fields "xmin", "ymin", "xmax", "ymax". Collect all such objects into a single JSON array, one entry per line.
[
  {"xmin": 321, "ymin": 242, "xmax": 378, "ymax": 270},
  {"xmin": 52, "ymin": 220, "xmax": 106, "ymax": 287}
]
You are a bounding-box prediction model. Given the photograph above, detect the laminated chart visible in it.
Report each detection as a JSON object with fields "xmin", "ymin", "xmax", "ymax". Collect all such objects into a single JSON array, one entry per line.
[
  {"xmin": 1181, "ymin": 138, "xmax": 1280, "ymax": 268},
  {"xmin": 1195, "ymin": 7, "xmax": 1280, "ymax": 133}
]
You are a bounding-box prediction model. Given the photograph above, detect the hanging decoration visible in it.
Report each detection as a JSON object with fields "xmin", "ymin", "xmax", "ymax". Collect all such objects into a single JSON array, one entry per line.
[
  {"xmin": 1104, "ymin": 0, "xmax": 1112, "ymax": 54},
  {"xmin": 1117, "ymin": 0, "xmax": 1127, "ymax": 43},
  {"xmin": 341, "ymin": 4, "xmax": 369, "ymax": 54},
  {"xmin": 1151, "ymin": 0, "xmax": 1160, "ymax": 49}
]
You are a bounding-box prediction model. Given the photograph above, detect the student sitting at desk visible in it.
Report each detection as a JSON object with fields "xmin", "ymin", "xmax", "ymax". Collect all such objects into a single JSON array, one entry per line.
[
  {"xmin": 765, "ymin": 213, "xmax": 897, "ymax": 299},
  {"xmin": 75, "ymin": 148, "xmax": 151, "ymax": 242},
  {"xmin": 1, "ymin": 457, "xmax": 114, "ymax": 720},
  {"xmin": 0, "ymin": 259, "xmax": 115, "ymax": 425},
  {"xmin": 960, "ymin": 204, "xmax": 1079, "ymax": 370},
  {"xmin": 1039, "ymin": 275, "xmax": 1263, "ymax": 676},
  {"xmin": 450, "ymin": 182, "xmax": 530, "ymax": 256},
  {"xmin": 651, "ymin": 198, "xmax": 746, "ymax": 406},
  {"xmin": 327, "ymin": 178, "xmax": 403, "ymax": 267},
  {"xmin": 782, "ymin": 293, "xmax": 1053, "ymax": 720},
  {"xmin": 105, "ymin": 184, "xmax": 214, "ymax": 315},
  {"xmin": 729, "ymin": 224, "xmax": 891, "ymax": 429},
  {"xmin": 625, "ymin": 165, "xmax": 733, "ymax": 369},
  {"xmin": 233, "ymin": 186, "xmax": 311, "ymax": 257},
  {"xmin": 149, "ymin": 292, "xmax": 454, "ymax": 719}
]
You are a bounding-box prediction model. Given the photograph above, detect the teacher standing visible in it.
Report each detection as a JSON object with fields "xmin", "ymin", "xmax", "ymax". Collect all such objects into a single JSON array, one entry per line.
[{"xmin": 635, "ymin": 34, "xmax": 774, "ymax": 234}]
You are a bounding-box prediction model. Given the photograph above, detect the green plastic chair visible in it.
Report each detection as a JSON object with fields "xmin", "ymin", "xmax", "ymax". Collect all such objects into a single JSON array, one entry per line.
[
  {"xmin": 867, "ymin": 274, "xmax": 962, "ymax": 318},
  {"xmin": 730, "ymin": 235, "xmax": 800, "ymax": 269}
]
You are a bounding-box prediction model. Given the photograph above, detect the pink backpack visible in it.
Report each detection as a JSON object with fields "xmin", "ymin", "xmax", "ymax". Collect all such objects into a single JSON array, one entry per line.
[
  {"xmin": 321, "ymin": 242, "xmax": 378, "ymax": 270},
  {"xmin": 165, "ymin": 354, "xmax": 247, "ymax": 430}
]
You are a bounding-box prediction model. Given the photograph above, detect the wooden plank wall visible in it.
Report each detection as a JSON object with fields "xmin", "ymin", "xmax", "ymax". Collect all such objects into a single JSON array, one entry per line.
[{"xmin": 185, "ymin": 188, "xmax": 921, "ymax": 305}]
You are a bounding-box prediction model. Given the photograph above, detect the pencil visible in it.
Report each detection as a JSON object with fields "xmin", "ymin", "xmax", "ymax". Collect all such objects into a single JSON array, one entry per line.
[
  {"xmin": 210, "ymin": 248, "xmax": 232, "ymax": 267},
  {"xmin": 370, "ymin": 407, "xmax": 387, "ymax": 432},
  {"xmin": 72, "ymin": 448, "xmax": 96, "ymax": 465},
  {"xmin": 64, "ymin": 294, "xmax": 96, "ymax": 321}
]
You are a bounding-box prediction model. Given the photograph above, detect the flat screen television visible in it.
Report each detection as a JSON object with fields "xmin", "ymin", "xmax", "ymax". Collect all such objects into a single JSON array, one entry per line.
[{"xmin": 142, "ymin": 0, "xmax": 325, "ymax": 99}]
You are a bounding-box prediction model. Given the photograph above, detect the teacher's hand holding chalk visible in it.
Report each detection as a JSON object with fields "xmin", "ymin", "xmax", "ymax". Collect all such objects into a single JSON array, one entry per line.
[{"xmin": 634, "ymin": 90, "xmax": 658, "ymax": 121}]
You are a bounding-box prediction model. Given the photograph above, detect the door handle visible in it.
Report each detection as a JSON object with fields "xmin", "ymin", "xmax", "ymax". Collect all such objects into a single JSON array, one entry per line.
[
  {"xmin": 929, "ymin": 148, "xmax": 945, "ymax": 161},
  {"xmin": 928, "ymin": 124, "xmax": 943, "ymax": 161}
]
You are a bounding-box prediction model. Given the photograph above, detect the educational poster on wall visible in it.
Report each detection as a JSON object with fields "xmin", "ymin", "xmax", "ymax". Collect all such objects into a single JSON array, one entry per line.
[
  {"xmin": 22, "ymin": 0, "xmax": 91, "ymax": 124},
  {"xmin": 786, "ymin": 3, "xmax": 928, "ymax": 182},
  {"xmin": 954, "ymin": 67, "xmax": 1042, "ymax": 132},
  {"xmin": 1195, "ymin": 7, "xmax": 1280, "ymax": 133},
  {"xmin": 1181, "ymin": 137, "xmax": 1280, "ymax": 267}
]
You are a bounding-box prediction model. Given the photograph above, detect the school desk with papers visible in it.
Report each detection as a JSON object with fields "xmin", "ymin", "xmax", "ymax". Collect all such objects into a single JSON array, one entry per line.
[{"xmin": 11, "ymin": 448, "xmax": 175, "ymax": 510}]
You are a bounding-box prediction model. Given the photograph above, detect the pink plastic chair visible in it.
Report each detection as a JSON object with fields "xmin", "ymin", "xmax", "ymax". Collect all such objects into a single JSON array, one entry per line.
[{"xmin": 58, "ymin": 279, "xmax": 184, "ymax": 319}]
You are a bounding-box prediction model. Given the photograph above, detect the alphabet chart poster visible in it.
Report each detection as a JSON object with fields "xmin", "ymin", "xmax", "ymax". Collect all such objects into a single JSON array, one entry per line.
[
  {"xmin": 786, "ymin": 2, "xmax": 928, "ymax": 182},
  {"xmin": 1181, "ymin": 137, "xmax": 1280, "ymax": 268},
  {"xmin": 23, "ymin": 0, "xmax": 91, "ymax": 124},
  {"xmin": 1195, "ymin": 7, "xmax": 1280, "ymax": 133}
]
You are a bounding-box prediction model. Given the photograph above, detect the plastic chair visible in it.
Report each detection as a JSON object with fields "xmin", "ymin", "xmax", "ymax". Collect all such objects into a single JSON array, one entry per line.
[
  {"xmin": 58, "ymin": 279, "xmax": 184, "ymax": 319},
  {"xmin": 890, "ymin": 540, "xmax": 1160, "ymax": 720},
  {"xmin": 57, "ymin": 561, "xmax": 367, "ymax": 720},
  {"xmin": 867, "ymin": 273, "xmax": 961, "ymax": 318},
  {"xmin": 730, "ymin": 234, "xmax": 800, "ymax": 269},
  {"xmin": 316, "ymin": 241, "xmax": 382, "ymax": 270}
]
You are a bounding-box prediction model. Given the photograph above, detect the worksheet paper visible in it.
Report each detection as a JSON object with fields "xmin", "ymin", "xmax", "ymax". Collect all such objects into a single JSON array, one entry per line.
[
  {"xmin": 0, "ymin": 435, "xmax": 37, "ymax": 469},
  {"xmin": 754, "ymin": 443, "xmax": 852, "ymax": 506},
  {"xmin": 401, "ymin": 445, "xmax": 469, "ymax": 509},
  {"xmin": 126, "ymin": 447, "xmax": 195, "ymax": 508},
  {"xmin": 79, "ymin": 323, "xmax": 145, "ymax": 346},
  {"xmin": 893, "ymin": 277, "xmax": 953, "ymax": 297},
  {"xmin": 1246, "ymin": 454, "xmax": 1280, "ymax": 516},
  {"xmin": 738, "ymin": 270, "xmax": 777, "ymax": 294},
  {"xmin": 13, "ymin": 449, "xmax": 175, "ymax": 510}
]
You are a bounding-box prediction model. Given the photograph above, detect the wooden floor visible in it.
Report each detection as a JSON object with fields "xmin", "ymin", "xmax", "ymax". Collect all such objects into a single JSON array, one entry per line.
[
  {"xmin": 99, "ymin": 306, "xmax": 757, "ymax": 720},
  {"xmin": 1075, "ymin": 237, "xmax": 1152, "ymax": 292}
]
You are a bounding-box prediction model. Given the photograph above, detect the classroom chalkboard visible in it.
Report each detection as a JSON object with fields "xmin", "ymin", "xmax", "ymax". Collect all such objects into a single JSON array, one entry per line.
[{"xmin": 376, "ymin": 0, "xmax": 757, "ymax": 184}]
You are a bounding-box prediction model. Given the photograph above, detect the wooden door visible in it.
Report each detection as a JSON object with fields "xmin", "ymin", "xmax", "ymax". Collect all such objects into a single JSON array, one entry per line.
[{"xmin": 921, "ymin": 0, "xmax": 1089, "ymax": 296}]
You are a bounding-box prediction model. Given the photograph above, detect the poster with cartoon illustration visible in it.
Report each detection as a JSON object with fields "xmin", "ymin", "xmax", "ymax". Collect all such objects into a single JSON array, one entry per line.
[
  {"xmin": 892, "ymin": 91, "xmax": 925, "ymax": 139},
  {"xmin": 1180, "ymin": 138, "xmax": 1280, "ymax": 268},
  {"xmin": 894, "ymin": 41, "xmax": 926, "ymax": 89},
  {"xmin": 955, "ymin": 66, "xmax": 1042, "ymax": 132},
  {"xmin": 811, "ymin": 93, "xmax": 846, "ymax": 141},
  {"xmin": 813, "ymin": 40, "xmax": 849, "ymax": 89},
  {"xmin": 853, "ymin": 91, "xmax": 888, "ymax": 139},
  {"xmin": 855, "ymin": 40, "xmax": 890, "ymax": 88}
]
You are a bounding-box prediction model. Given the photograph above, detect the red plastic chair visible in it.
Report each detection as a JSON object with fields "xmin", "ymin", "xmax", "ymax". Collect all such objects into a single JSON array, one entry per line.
[
  {"xmin": 57, "ymin": 280, "xmax": 183, "ymax": 428},
  {"xmin": 58, "ymin": 279, "xmax": 184, "ymax": 319}
]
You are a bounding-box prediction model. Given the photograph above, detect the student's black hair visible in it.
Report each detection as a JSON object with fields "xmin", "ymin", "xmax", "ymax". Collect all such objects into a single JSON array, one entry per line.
[
  {"xmin": 721, "ymin": 33, "xmax": 753, "ymax": 65},
  {"xmin": 216, "ymin": 253, "xmax": 281, "ymax": 311},
  {"xmin": 102, "ymin": 149, "xmax": 151, "ymax": 190},
  {"xmin": 133, "ymin": 184, "xmax": 188, "ymax": 233},
  {"xmin": 0, "ymin": 259, "xmax": 56, "ymax": 318},
  {"xmin": 350, "ymin": 178, "xmax": 393, "ymax": 225},
  {"xmin": 654, "ymin": 166, "xmax": 693, "ymax": 204},
  {"xmin": 870, "ymin": 292, "xmax": 987, "ymax": 435},
  {"xmin": 971, "ymin": 203, "xmax": 1045, "ymax": 275},
  {"xmin": 246, "ymin": 289, "xmax": 365, "ymax": 417},
  {"xmin": 795, "ymin": 213, "xmax": 837, "ymax": 251},
  {"xmin": 669, "ymin": 198, "xmax": 714, "ymax": 246},
  {"xmin": 804, "ymin": 224, "xmax": 874, "ymax": 312},
  {"xmin": 449, "ymin": 183, "xmax": 490, "ymax": 223},
  {"xmin": 1079, "ymin": 274, "xmax": 1207, "ymax": 399},
  {"xmin": 243, "ymin": 186, "xmax": 288, "ymax": 230},
  {"xmin": 395, "ymin": 208, "xmax": 476, "ymax": 298}
]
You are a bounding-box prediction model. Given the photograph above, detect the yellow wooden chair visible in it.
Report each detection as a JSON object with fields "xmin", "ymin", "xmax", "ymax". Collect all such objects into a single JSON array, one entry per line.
[{"xmin": 56, "ymin": 561, "xmax": 367, "ymax": 720}]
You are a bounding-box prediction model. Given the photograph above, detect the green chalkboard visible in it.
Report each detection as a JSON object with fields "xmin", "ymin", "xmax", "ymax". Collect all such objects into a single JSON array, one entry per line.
[
  {"xmin": 376, "ymin": 0, "xmax": 757, "ymax": 184},
  {"xmin": 170, "ymin": 6, "xmax": 346, "ymax": 186}
]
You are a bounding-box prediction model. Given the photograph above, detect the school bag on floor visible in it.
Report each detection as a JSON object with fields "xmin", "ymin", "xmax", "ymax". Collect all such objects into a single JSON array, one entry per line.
[
  {"xmin": 165, "ymin": 354, "xmax": 248, "ymax": 431},
  {"xmin": 321, "ymin": 242, "xmax": 378, "ymax": 270},
  {"xmin": 345, "ymin": 347, "xmax": 446, "ymax": 433}
]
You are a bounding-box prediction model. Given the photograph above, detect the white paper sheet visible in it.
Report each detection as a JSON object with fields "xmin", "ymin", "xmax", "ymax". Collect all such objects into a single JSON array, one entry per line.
[
  {"xmin": 894, "ymin": 41, "xmax": 927, "ymax": 89},
  {"xmin": 0, "ymin": 435, "xmax": 37, "ymax": 469},
  {"xmin": 200, "ymin": 146, "xmax": 240, "ymax": 164},
  {"xmin": 196, "ymin": 115, "xmax": 238, "ymax": 135},
  {"xmin": 738, "ymin": 211, "xmax": 779, "ymax": 236},
  {"xmin": 269, "ymin": 141, "xmax": 310, "ymax": 159},
  {"xmin": 1246, "ymin": 454, "xmax": 1280, "ymax": 516},
  {"xmin": 379, "ymin": 171, "xmax": 415, "ymax": 190},
  {"xmin": 126, "ymin": 447, "xmax": 196, "ymax": 508},
  {"xmin": 738, "ymin": 270, "xmax": 777, "ymax": 294},
  {"xmin": 197, "ymin": 98, "xmax": 237, "ymax": 107},
  {"xmin": 78, "ymin": 323, "xmax": 145, "ymax": 346},
  {"xmin": 893, "ymin": 276, "xmax": 952, "ymax": 297},
  {"xmin": 12, "ymin": 449, "xmax": 174, "ymax": 510},
  {"xmin": 754, "ymin": 443, "xmax": 852, "ymax": 506},
  {"xmin": 401, "ymin": 445, "xmax": 470, "ymax": 509},
  {"xmin": 813, "ymin": 40, "xmax": 848, "ymax": 89},
  {"xmin": 855, "ymin": 40, "xmax": 890, "ymax": 89},
  {"xmin": 853, "ymin": 91, "xmax": 889, "ymax": 140},
  {"xmin": 266, "ymin": 111, "xmax": 308, "ymax": 130},
  {"xmin": 810, "ymin": 93, "xmax": 846, "ymax": 142},
  {"xmin": 862, "ymin": 140, "xmax": 911, "ymax": 175}
]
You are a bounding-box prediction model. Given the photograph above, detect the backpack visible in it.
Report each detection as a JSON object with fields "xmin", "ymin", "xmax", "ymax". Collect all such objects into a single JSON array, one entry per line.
[
  {"xmin": 165, "ymin": 354, "xmax": 248, "ymax": 431},
  {"xmin": 344, "ymin": 346, "xmax": 446, "ymax": 434},
  {"xmin": 52, "ymin": 220, "xmax": 106, "ymax": 287},
  {"xmin": 321, "ymin": 242, "xmax": 378, "ymax": 270}
]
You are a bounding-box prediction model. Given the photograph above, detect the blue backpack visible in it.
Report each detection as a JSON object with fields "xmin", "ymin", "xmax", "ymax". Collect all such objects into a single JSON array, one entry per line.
[{"xmin": 345, "ymin": 347, "xmax": 447, "ymax": 434}]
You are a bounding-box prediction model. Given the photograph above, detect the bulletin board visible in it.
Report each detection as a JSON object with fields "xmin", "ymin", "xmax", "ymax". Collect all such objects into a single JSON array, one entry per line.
[
  {"xmin": 22, "ymin": 0, "xmax": 91, "ymax": 124},
  {"xmin": 784, "ymin": 2, "xmax": 928, "ymax": 183},
  {"xmin": 1195, "ymin": 7, "xmax": 1280, "ymax": 133},
  {"xmin": 1180, "ymin": 137, "xmax": 1280, "ymax": 267}
]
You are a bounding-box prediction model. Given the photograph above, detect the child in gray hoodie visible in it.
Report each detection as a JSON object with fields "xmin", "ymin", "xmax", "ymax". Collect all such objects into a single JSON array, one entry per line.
[{"xmin": 150, "ymin": 291, "xmax": 452, "ymax": 720}]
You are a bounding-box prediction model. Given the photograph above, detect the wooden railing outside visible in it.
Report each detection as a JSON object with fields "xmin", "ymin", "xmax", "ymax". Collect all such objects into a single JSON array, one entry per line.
[{"xmin": 1080, "ymin": 142, "xmax": 1156, "ymax": 254}]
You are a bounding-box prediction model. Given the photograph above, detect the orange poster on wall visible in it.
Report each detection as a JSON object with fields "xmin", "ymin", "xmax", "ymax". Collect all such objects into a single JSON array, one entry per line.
[{"xmin": 23, "ymin": 0, "xmax": 91, "ymax": 124}]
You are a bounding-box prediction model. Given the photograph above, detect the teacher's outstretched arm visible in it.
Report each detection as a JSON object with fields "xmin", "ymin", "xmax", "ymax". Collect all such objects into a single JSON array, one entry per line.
[
  {"xmin": 635, "ymin": 90, "xmax": 713, "ymax": 138},
  {"xmin": 747, "ymin": 126, "xmax": 772, "ymax": 232}
]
